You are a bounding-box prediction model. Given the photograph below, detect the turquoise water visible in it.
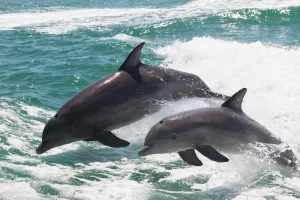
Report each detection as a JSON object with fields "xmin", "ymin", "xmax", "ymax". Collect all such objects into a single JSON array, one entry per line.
[{"xmin": 1, "ymin": 0, "xmax": 300, "ymax": 199}]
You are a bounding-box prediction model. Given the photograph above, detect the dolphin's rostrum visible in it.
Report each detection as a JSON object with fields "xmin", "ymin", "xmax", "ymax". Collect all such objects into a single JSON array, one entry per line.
[
  {"xmin": 138, "ymin": 88, "xmax": 298, "ymax": 169},
  {"xmin": 36, "ymin": 42, "xmax": 228, "ymax": 154}
]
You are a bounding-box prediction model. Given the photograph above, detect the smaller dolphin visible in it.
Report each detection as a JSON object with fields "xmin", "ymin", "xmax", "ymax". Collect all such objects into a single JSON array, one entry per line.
[{"xmin": 138, "ymin": 88, "xmax": 298, "ymax": 169}]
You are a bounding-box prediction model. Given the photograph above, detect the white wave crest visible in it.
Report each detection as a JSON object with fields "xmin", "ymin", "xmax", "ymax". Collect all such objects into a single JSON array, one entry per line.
[{"xmin": 0, "ymin": 0, "xmax": 299, "ymax": 34}]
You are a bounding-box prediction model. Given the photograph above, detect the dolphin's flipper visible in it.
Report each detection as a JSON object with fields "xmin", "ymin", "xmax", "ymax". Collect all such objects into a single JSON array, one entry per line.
[
  {"xmin": 196, "ymin": 145, "xmax": 229, "ymax": 162},
  {"xmin": 221, "ymin": 88, "xmax": 247, "ymax": 112},
  {"xmin": 178, "ymin": 149, "xmax": 203, "ymax": 166},
  {"xmin": 95, "ymin": 131, "xmax": 130, "ymax": 148},
  {"xmin": 119, "ymin": 42, "xmax": 145, "ymax": 71}
]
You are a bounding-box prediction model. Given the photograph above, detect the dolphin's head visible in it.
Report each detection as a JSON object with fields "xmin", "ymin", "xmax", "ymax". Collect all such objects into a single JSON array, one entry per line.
[
  {"xmin": 138, "ymin": 117, "xmax": 194, "ymax": 157},
  {"xmin": 36, "ymin": 112, "xmax": 75, "ymax": 154}
]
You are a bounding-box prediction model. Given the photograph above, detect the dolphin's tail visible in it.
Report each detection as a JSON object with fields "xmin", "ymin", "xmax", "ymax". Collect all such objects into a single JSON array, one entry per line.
[{"xmin": 206, "ymin": 90, "xmax": 230, "ymax": 101}]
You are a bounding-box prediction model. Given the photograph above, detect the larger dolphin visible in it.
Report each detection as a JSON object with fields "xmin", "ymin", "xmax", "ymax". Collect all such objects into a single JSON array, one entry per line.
[
  {"xmin": 36, "ymin": 42, "xmax": 227, "ymax": 154},
  {"xmin": 138, "ymin": 88, "xmax": 298, "ymax": 169}
]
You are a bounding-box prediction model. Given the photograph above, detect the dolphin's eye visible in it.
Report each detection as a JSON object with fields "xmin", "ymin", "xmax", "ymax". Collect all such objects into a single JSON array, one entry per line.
[
  {"xmin": 159, "ymin": 120, "xmax": 163, "ymax": 124},
  {"xmin": 171, "ymin": 135, "xmax": 177, "ymax": 140},
  {"xmin": 54, "ymin": 114, "xmax": 58, "ymax": 119}
]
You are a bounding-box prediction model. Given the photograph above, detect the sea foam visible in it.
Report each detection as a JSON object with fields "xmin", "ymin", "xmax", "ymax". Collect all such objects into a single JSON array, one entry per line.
[{"xmin": 0, "ymin": 0, "xmax": 299, "ymax": 34}]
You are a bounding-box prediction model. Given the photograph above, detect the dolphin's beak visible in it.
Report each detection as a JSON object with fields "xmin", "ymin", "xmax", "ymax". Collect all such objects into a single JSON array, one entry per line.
[
  {"xmin": 36, "ymin": 139, "xmax": 55, "ymax": 154},
  {"xmin": 138, "ymin": 144, "xmax": 156, "ymax": 157},
  {"xmin": 36, "ymin": 135, "xmax": 70, "ymax": 154}
]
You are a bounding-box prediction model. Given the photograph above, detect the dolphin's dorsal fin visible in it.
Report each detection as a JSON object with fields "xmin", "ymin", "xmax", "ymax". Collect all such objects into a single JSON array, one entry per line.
[
  {"xmin": 119, "ymin": 42, "xmax": 145, "ymax": 71},
  {"xmin": 221, "ymin": 88, "xmax": 247, "ymax": 112}
]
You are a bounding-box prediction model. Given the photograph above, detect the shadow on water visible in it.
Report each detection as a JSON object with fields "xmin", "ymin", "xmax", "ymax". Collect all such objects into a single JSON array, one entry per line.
[{"xmin": 39, "ymin": 142, "xmax": 141, "ymax": 166}]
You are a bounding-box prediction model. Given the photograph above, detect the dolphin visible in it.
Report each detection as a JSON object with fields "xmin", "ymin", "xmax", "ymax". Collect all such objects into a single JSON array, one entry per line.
[
  {"xmin": 36, "ymin": 42, "xmax": 228, "ymax": 154},
  {"xmin": 138, "ymin": 88, "xmax": 298, "ymax": 169}
]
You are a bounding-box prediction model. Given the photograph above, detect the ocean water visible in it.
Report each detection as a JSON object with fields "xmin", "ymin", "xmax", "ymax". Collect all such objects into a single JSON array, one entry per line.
[{"xmin": 1, "ymin": 0, "xmax": 300, "ymax": 199}]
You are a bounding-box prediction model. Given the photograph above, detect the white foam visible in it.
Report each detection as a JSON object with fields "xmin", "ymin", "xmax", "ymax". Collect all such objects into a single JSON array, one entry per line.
[
  {"xmin": 6, "ymin": 154, "xmax": 40, "ymax": 163},
  {"xmin": 276, "ymin": 196, "xmax": 299, "ymax": 200},
  {"xmin": 233, "ymin": 196, "xmax": 267, "ymax": 200},
  {"xmin": 0, "ymin": 156, "xmax": 153, "ymax": 199},
  {"xmin": 0, "ymin": 104, "xmax": 24, "ymax": 125},
  {"xmin": 39, "ymin": 143, "xmax": 81, "ymax": 156},
  {"xmin": 0, "ymin": 8, "xmax": 157, "ymax": 34},
  {"xmin": 106, "ymin": 33, "xmax": 152, "ymax": 44},
  {"xmin": 20, "ymin": 103, "xmax": 54, "ymax": 118},
  {"xmin": 0, "ymin": 124, "xmax": 9, "ymax": 132},
  {"xmin": 0, "ymin": 100, "xmax": 51, "ymax": 154},
  {"xmin": 185, "ymin": 0, "xmax": 300, "ymax": 10},
  {"xmin": 277, "ymin": 177, "xmax": 300, "ymax": 191},
  {"xmin": 48, "ymin": 179, "xmax": 151, "ymax": 200},
  {"xmin": 75, "ymin": 180, "xmax": 151, "ymax": 200},
  {"xmin": 7, "ymin": 136, "xmax": 26, "ymax": 148},
  {"xmin": 0, "ymin": 0, "xmax": 299, "ymax": 34},
  {"xmin": 0, "ymin": 182, "xmax": 42, "ymax": 200},
  {"xmin": 233, "ymin": 187, "xmax": 287, "ymax": 199}
]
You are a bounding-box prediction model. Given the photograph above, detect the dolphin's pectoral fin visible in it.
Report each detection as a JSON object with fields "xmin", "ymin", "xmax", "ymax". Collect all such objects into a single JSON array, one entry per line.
[
  {"xmin": 119, "ymin": 42, "xmax": 145, "ymax": 71},
  {"xmin": 196, "ymin": 145, "xmax": 229, "ymax": 162},
  {"xmin": 95, "ymin": 131, "xmax": 130, "ymax": 148},
  {"xmin": 178, "ymin": 149, "xmax": 203, "ymax": 166}
]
